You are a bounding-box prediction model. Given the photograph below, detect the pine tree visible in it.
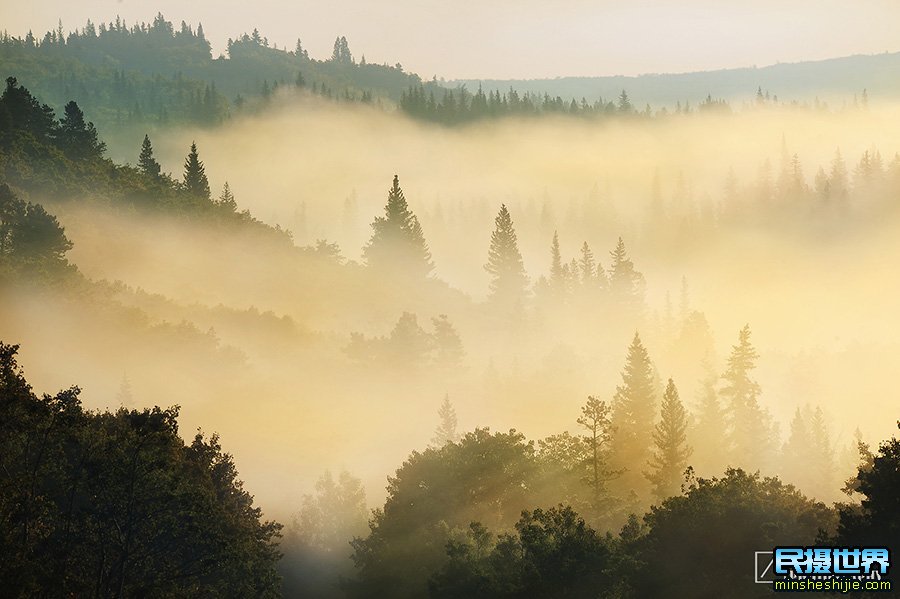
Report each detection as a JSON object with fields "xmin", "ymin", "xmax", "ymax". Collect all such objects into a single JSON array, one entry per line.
[
  {"xmin": 646, "ymin": 378, "xmax": 692, "ymax": 501},
  {"xmin": 363, "ymin": 175, "xmax": 433, "ymax": 277},
  {"xmin": 431, "ymin": 394, "xmax": 459, "ymax": 447},
  {"xmin": 56, "ymin": 101, "xmax": 106, "ymax": 160},
  {"xmin": 549, "ymin": 230, "xmax": 564, "ymax": 292},
  {"xmin": 720, "ymin": 325, "xmax": 774, "ymax": 471},
  {"xmin": 183, "ymin": 142, "xmax": 210, "ymax": 200},
  {"xmin": 484, "ymin": 204, "xmax": 528, "ymax": 305},
  {"xmin": 138, "ymin": 134, "xmax": 161, "ymax": 180},
  {"xmin": 608, "ymin": 332, "xmax": 657, "ymax": 499},
  {"xmin": 218, "ymin": 182, "xmax": 237, "ymax": 211},
  {"xmin": 578, "ymin": 241, "xmax": 595, "ymax": 285},
  {"xmin": 608, "ymin": 237, "xmax": 645, "ymax": 317},
  {"xmin": 577, "ymin": 395, "xmax": 616, "ymax": 502},
  {"xmin": 431, "ymin": 314, "xmax": 464, "ymax": 368},
  {"xmin": 617, "ymin": 90, "xmax": 632, "ymax": 113}
]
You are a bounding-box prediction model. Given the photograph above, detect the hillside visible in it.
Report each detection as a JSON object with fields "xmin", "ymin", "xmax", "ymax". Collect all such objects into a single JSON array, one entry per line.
[{"xmin": 454, "ymin": 51, "xmax": 900, "ymax": 108}]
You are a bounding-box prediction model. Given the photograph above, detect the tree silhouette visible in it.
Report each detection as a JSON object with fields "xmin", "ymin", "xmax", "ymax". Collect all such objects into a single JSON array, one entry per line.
[
  {"xmin": 645, "ymin": 378, "xmax": 692, "ymax": 501},
  {"xmin": 138, "ymin": 134, "xmax": 161, "ymax": 179},
  {"xmin": 363, "ymin": 175, "xmax": 433, "ymax": 277},
  {"xmin": 609, "ymin": 332, "xmax": 657, "ymax": 500},
  {"xmin": 484, "ymin": 204, "xmax": 528, "ymax": 306},
  {"xmin": 431, "ymin": 395, "xmax": 459, "ymax": 447},
  {"xmin": 721, "ymin": 325, "xmax": 775, "ymax": 471},
  {"xmin": 182, "ymin": 141, "xmax": 210, "ymax": 200}
]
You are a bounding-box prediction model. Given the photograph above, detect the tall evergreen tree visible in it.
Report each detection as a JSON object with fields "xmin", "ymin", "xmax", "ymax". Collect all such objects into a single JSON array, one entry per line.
[
  {"xmin": 645, "ymin": 378, "xmax": 692, "ymax": 501},
  {"xmin": 484, "ymin": 204, "xmax": 528, "ymax": 305},
  {"xmin": 578, "ymin": 241, "xmax": 595, "ymax": 285},
  {"xmin": 607, "ymin": 237, "xmax": 644, "ymax": 317},
  {"xmin": 608, "ymin": 332, "xmax": 657, "ymax": 500},
  {"xmin": 577, "ymin": 396, "xmax": 616, "ymax": 504},
  {"xmin": 182, "ymin": 142, "xmax": 210, "ymax": 200},
  {"xmin": 720, "ymin": 325, "xmax": 775, "ymax": 471},
  {"xmin": 549, "ymin": 230, "xmax": 564, "ymax": 292},
  {"xmin": 363, "ymin": 175, "xmax": 433, "ymax": 277},
  {"xmin": 218, "ymin": 182, "xmax": 237, "ymax": 211},
  {"xmin": 431, "ymin": 395, "xmax": 459, "ymax": 447},
  {"xmin": 56, "ymin": 101, "xmax": 106, "ymax": 160},
  {"xmin": 138, "ymin": 134, "xmax": 161, "ymax": 179}
]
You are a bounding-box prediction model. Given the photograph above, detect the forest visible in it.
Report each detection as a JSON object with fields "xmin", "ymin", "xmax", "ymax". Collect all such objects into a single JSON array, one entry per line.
[{"xmin": 1, "ymin": 12, "xmax": 900, "ymax": 598}]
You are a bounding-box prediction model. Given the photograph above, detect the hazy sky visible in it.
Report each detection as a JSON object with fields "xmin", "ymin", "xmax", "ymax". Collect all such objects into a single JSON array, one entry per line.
[{"xmin": 3, "ymin": 0, "xmax": 900, "ymax": 79}]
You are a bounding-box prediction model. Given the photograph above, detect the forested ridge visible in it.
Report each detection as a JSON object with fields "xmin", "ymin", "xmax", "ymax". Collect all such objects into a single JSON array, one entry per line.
[{"xmin": 1, "ymin": 54, "xmax": 899, "ymax": 598}]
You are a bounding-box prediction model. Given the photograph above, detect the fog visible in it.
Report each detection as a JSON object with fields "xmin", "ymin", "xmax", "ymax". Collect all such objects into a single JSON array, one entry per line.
[{"xmin": 5, "ymin": 91, "xmax": 900, "ymax": 526}]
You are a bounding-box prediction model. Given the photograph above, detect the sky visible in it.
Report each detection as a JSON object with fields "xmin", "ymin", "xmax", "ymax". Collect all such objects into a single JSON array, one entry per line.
[{"xmin": 2, "ymin": 0, "xmax": 900, "ymax": 80}]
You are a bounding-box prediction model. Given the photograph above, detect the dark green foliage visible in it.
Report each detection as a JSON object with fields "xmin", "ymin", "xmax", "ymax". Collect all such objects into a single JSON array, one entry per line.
[
  {"xmin": 835, "ymin": 421, "xmax": 900, "ymax": 548},
  {"xmin": 0, "ymin": 183, "xmax": 73, "ymax": 277},
  {"xmin": 0, "ymin": 342, "xmax": 282, "ymax": 596},
  {"xmin": 138, "ymin": 133, "xmax": 161, "ymax": 179},
  {"xmin": 632, "ymin": 469, "xmax": 835, "ymax": 598},
  {"xmin": 363, "ymin": 175, "xmax": 433, "ymax": 278},
  {"xmin": 429, "ymin": 506, "xmax": 617, "ymax": 598},
  {"xmin": 485, "ymin": 204, "xmax": 528, "ymax": 305},
  {"xmin": 182, "ymin": 141, "xmax": 210, "ymax": 200},
  {"xmin": 54, "ymin": 100, "xmax": 106, "ymax": 159},
  {"xmin": 347, "ymin": 429, "xmax": 538, "ymax": 598}
]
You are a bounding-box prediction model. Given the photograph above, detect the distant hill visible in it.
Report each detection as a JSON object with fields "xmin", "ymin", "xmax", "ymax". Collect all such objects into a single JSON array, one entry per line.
[{"xmin": 452, "ymin": 52, "xmax": 900, "ymax": 108}]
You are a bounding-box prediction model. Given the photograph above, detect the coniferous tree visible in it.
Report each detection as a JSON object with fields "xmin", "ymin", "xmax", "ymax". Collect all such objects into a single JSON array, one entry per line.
[
  {"xmin": 484, "ymin": 204, "xmax": 528, "ymax": 305},
  {"xmin": 549, "ymin": 230, "xmax": 564, "ymax": 292},
  {"xmin": 720, "ymin": 325, "xmax": 775, "ymax": 471},
  {"xmin": 431, "ymin": 315, "xmax": 464, "ymax": 368},
  {"xmin": 608, "ymin": 332, "xmax": 657, "ymax": 500},
  {"xmin": 56, "ymin": 101, "xmax": 106, "ymax": 160},
  {"xmin": 182, "ymin": 141, "xmax": 210, "ymax": 200},
  {"xmin": 218, "ymin": 181, "xmax": 237, "ymax": 211},
  {"xmin": 363, "ymin": 175, "xmax": 433, "ymax": 277},
  {"xmin": 608, "ymin": 237, "xmax": 645, "ymax": 318},
  {"xmin": 138, "ymin": 134, "xmax": 161, "ymax": 179},
  {"xmin": 431, "ymin": 395, "xmax": 459, "ymax": 447},
  {"xmin": 577, "ymin": 396, "xmax": 616, "ymax": 505},
  {"xmin": 578, "ymin": 241, "xmax": 595, "ymax": 285},
  {"xmin": 645, "ymin": 378, "xmax": 692, "ymax": 501}
]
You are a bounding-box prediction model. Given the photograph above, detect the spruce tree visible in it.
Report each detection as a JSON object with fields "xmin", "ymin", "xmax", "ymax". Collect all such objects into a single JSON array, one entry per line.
[
  {"xmin": 431, "ymin": 395, "xmax": 459, "ymax": 447},
  {"xmin": 549, "ymin": 230, "xmax": 564, "ymax": 292},
  {"xmin": 720, "ymin": 325, "xmax": 775, "ymax": 471},
  {"xmin": 608, "ymin": 332, "xmax": 657, "ymax": 499},
  {"xmin": 484, "ymin": 204, "xmax": 527, "ymax": 305},
  {"xmin": 578, "ymin": 241, "xmax": 595, "ymax": 284},
  {"xmin": 56, "ymin": 101, "xmax": 106, "ymax": 160},
  {"xmin": 608, "ymin": 237, "xmax": 645, "ymax": 317},
  {"xmin": 218, "ymin": 182, "xmax": 237, "ymax": 211},
  {"xmin": 645, "ymin": 378, "xmax": 692, "ymax": 501},
  {"xmin": 183, "ymin": 142, "xmax": 210, "ymax": 200},
  {"xmin": 138, "ymin": 134, "xmax": 161, "ymax": 180},
  {"xmin": 363, "ymin": 175, "xmax": 433, "ymax": 277}
]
